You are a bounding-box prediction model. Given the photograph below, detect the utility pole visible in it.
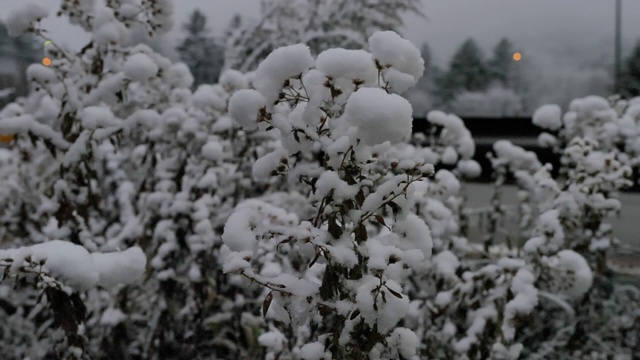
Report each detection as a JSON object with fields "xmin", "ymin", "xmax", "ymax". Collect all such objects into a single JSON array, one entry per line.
[{"xmin": 615, "ymin": 0, "xmax": 622, "ymax": 94}]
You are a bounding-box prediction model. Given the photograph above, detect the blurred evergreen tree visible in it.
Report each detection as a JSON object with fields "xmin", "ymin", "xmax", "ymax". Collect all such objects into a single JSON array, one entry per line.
[
  {"xmin": 487, "ymin": 38, "xmax": 515, "ymax": 88},
  {"xmin": 0, "ymin": 21, "xmax": 39, "ymax": 97},
  {"xmin": 224, "ymin": 13, "xmax": 243, "ymax": 39},
  {"xmin": 224, "ymin": 0, "xmax": 423, "ymax": 72},
  {"xmin": 620, "ymin": 40, "xmax": 640, "ymax": 98},
  {"xmin": 404, "ymin": 42, "xmax": 438, "ymax": 116},
  {"xmin": 419, "ymin": 42, "xmax": 434, "ymax": 80},
  {"xmin": 176, "ymin": 9, "xmax": 225, "ymax": 88},
  {"xmin": 437, "ymin": 38, "xmax": 489, "ymax": 105}
]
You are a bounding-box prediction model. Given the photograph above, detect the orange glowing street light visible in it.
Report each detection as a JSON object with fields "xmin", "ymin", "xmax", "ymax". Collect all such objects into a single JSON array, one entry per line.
[
  {"xmin": 513, "ymin": 52, "xmax": 522, "ymax": 62},
  {"xmin": 42, "ymin": 57, "xmax": 52, "ymax": 66}
]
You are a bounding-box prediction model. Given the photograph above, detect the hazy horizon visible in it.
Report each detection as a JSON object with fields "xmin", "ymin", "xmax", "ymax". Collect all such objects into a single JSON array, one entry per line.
[{"xmin": 2, "ymin": 0, "xmax": 639, "ymax": 69}]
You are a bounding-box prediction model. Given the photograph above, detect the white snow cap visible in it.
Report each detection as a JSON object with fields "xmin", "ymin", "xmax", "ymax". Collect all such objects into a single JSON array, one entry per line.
[
  {"xmin": 81, "ymin": 106, "xmax": 121, "ymax": 129},
  {"xmin": 300, "ymin": 342, "xmax": 328, "ymax": 360},
  {"xmin": 258, "ymin": 330, "xmax": 287, "ymax": 353},
  {"xmin": 537, "ymin": 132, "xmax": 558, "ymax": 148},
  {"xmin": 502, "ymin": 268, "xmax": 538, "ymax": 341},
  {"xmin": 228, "ymin": 89, "xmax": 267, "ymax": 131},
  {"xmin": 356, "ymin": 276, "xmax": 409, "ymax": 333},
  {"xmin": 27, "ymin": 64, "xmax": 57, "ymax": 83},
  {"xmin": 387, "ymin": 328, "xmax": 420, "ymax": 359},
  {"xmin": 100, "ymin": 308, "xmax": 127, "ymax": 326},
  {"xmin": 551, "ymin": 250, "xmax": 594, "ymax": 299},
  {"xmin": 316, "ymin": 48, "xmax": 378, "ymax": 85},
  {"xmin": 493, "ymin": 140, "xmax": 541, "ymax": 172},
  {"xmin": 92, "ymin": 7, "xmax": 130, "ymax": 45},
  {"xmin": 0, "ymin": 240, "xmax": 146, "ymax": 291},
  {"xmin": 124, "ymin": 53, "xmax": 159, "ymax": 82},
  {"xmin": 532, "ymin": 104, "xmax": 562, "ymax": 131},
  {"xmin": 368, "ymin": 31, "xmax": 424, "ymax": 93},
  {"xmin": 92, "ymin": 247, "xmax": 147, "ymax": 289},
  {"xmin": 6, "ymin": 3, "xmax": 48, "ymax": 36},
  {"xmin": 393, "ymin": 213, "xmax": 433, "ymax": 261},
  {"xmin": 201, "ymin": 141, "xmax": 225, "ymax": 161},
  {"xmin": 193, "ymin": 84, "xmax": 226, "ymax": 111},
  {"xmin": 569, "ymin": 95, "xmax": 610, "ymax": 115},
  {"xmin": 219, "ymin": 69, "xmax": 249, "ymax": 91},
  {"xmin": 253, "ymin": 44, "xmax": 314, "ymax": 104},
  {"xmin": 344, "ymin": 87, "xmax": 413, "ymax": 146},
  {"xmin": 457, "ymin": 159, "xmax": 482, "ymax": 178},
  {"xmin": 167, "ymin": 63, "xmax": 194, "ymax": 89}
]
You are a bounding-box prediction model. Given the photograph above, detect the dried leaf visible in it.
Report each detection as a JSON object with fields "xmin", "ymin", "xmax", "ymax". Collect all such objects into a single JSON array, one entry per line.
[
  {"xmin": 386, "ymin": 287, "xmax": 403, "ymax": 299},
  {"xmin": 374, "ymin": 215, "xmax": 387, "ymax": 228},
  {"xmin": 355, "ymin": 189, "xmax": 365, "ymax": 207},
  {"xmin": 308, "ymin": 251, "xmax": 321, "ymax": 268},
  {"xmin": 327, "ymin": 214, "xmax": 342, "ymax": 239},
  {"xmin": 354, "ymin": 224, "xmax": 367, "ymax": 243},
  {"xmin": 263, "ymin": 291, "xmax": 273, "ymax": 318},
  {"xmin": 388, "ymin": 201, "xmax": 401, "ymax": 216}
]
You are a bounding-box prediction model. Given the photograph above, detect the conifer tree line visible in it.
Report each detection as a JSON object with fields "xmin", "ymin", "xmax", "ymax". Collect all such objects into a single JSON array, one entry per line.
[
  {"xmin": 0, "ymin": 22, "xmax": 39, "ymax": 107},
  {"xmin": 2, "ymin": 7, "xmax": 640, "ymax": 115},
  {"xmin": 1, "ymin": 1, "xmax": 640, "ymax": 358},
  {"xmin": 170, "ymin": 4, "xmax": 640, "ymax": 118},
  {"xmin": 409, "ymin": 35, "xmax": 640, "ymax": 117},
  {"xmin": 422, "ymin": 38, "xmax": 526, "ymax": 116}
]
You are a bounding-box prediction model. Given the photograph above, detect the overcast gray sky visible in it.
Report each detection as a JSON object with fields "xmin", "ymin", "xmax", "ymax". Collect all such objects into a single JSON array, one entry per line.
[{"xmin": 3, "ymin": 0, "xmax": 640, "ymax": 67}]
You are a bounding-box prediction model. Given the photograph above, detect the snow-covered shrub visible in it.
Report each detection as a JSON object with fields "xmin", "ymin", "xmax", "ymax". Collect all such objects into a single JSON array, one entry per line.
[
  {"xmin": 481, "ymin": 131, "xmax": 639, "ymax": 358},
  {"xmin": 224, "ymin": 0, "xmax": 424, "ymax": 72},
  {"xmin": 405, "ymin": 110, "xmax": 481, "ymax": 245},
  {"xmin": 0, "ymin": 240, "xmax": 146, "ymax": 355},
  {"xmin": 418, "ymin": 258, "xmax": 538, "ymax": 360},
  {"xmin": 0, "ymin": 1, "xmax": 281, "ymax": 358},
  {"xmin": 1, "ymin": 1, "xmax": 637, "ymax": 359},
  {"xmin": 422, "ymin": 110, "xmax": 479, "ymax": 175},
  {"xmin": 412, "ymin": 93, "xmax": 639, "ymax": 358},
  {"xmin": 222, "ymin": 31, "xmax": 434, "ymax": 359},
  {"xmin": 533, "ymin": 95, "xmax": 640, "ymax": 181},
  {"xmin": 487, "ymin": 134, "xmax": 631, "ymax": 269}
]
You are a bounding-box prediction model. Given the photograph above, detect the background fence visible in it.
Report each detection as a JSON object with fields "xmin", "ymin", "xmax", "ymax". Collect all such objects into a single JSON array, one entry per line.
[{"xmin": 413, "ymin": 117, "xmax": 639, "ymax": 191}]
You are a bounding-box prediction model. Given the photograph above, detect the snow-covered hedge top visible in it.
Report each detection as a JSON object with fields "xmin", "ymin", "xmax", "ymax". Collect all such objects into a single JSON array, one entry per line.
[
  {"xmin": 532, "ymin": 96, "xmax": 640, "ymax": 167},
  {"xmin": 492, "ymin": 139, "xmax": 541, "ymax": 174},
  {"xmin": 532, "ymin": 104, "xmax": 562, "ymax": 131},
  {"xmin": 426, "ymin": 110, "xmax": 477, "ymax": 165},
  {"xmin": 0, "ymin": 240, "xmax": 146, "ymax": 291}
]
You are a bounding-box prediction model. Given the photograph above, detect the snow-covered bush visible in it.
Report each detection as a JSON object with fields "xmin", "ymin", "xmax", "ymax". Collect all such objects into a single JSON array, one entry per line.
[
  {"xmin": 533, "ymin": 95, "xmax": 640, "ymax": 181},
  {"xmin": 402, "ymin": 93, "xmax": 640, "ymax": 359},
  {"xmin": 0, "ymin": 241, "xmax": 145, "ymax": 355},
  {"xmin": 222, "ymin": 31, "xmax": 434, "ymax": 359},
  {"xmin": 1, "ymin": 1, "xmax": 638, "ymax": 359},
  {"xmin": 408, "ymin": 111, "xmax": 482, "ymax": 245},
  {"xmin": 224, "ymin": 0, "xmax": 424, "ymax": 72},
  {"xmin": 479, "ymin": 106, "xmax": 640, "ymax": 358},
  {"xmin": 0, "ymin": 1, "xmax": 282, "ymax": 358}
]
